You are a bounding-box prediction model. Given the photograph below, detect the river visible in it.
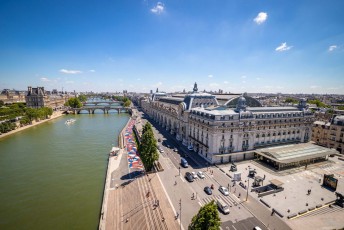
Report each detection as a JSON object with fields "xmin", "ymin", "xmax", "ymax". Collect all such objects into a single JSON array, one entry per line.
[{"xmin": 0, "ymin": 110, "xmax": 129, "ymax": 230}]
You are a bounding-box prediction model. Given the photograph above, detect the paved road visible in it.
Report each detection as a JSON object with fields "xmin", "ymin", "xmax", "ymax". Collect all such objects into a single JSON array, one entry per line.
[{"xmin": 136, "ymin": 110, "xmax": 269, "ymax": 230}]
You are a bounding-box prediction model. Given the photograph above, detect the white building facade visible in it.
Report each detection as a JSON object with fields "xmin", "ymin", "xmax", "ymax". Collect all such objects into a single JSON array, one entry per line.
[{"xmin": 141, "ymin": 83, "xmax": 315, "ymax": 164}]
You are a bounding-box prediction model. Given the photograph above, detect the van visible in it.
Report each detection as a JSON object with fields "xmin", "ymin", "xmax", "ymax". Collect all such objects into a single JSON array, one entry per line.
[
  {"xmin": 217, "ymin": 198, "xmax": 230, "ymax": 214},
  {"xmin": 181, "ymin": 158, "xmax": 188, "ymax": 168}
]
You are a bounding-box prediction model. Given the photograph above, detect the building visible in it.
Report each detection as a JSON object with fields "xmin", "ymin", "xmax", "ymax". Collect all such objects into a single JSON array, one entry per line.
[
  {"xmin": 25, "ymin": 86, "xmax": 69, "ymax": 110},
  {"xmin": 141, "ymin": 83, "xmax": 315, "ymax": 164},
  {"xmin": 312, "ymin": 115, "xmax": 344, "ymax": 154}
]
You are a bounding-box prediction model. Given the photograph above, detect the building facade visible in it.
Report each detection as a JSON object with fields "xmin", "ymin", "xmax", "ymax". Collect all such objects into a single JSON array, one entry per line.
[
  {"xmin": 141, "ymin": 83, "xmax": 315, "ymax": 164},
  {"xmin": 312, "ymin": 115, "xmax": 344, "ymax": 155},
  {"xmin": 25, "ymin": 86, "xmax": 68, "ymax": 110}
]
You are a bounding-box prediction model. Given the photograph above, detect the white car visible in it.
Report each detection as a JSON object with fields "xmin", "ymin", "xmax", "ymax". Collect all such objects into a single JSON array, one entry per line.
[
  {"xmin": 197, "ymin": 171, "xmax": 205, "ymax": 179},
  {"xmin": 219, "ymin": 186, "xmax": 229, "ymax": 196},
  {"xmin": 191, "ymin": 172, "xmax": 197, "ymax": 179},
  {"xmin": 187, "ymin": 145, "xmax": 193, "ymax": 151},
  {"xmin": 159, "ymin": 149, "xmax": 164, "ymax": 153}
]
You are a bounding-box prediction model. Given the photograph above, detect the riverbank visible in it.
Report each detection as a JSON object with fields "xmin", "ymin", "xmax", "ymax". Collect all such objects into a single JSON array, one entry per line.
[
  {"xmin": 0, "ymin": 111, "xmax": 65, "ymax": 140},
  {"xmin": 98, "ymin": 113, "xmax": 133, "ymax": 230}
]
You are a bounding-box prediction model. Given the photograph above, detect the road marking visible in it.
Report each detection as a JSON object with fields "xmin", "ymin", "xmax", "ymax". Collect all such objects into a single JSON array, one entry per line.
[{"xmin": 232, "ymin": 225, "xmax": 238, "ymax": 230}]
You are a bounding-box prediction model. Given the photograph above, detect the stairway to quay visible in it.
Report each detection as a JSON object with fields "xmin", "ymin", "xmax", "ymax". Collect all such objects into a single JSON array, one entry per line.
[{"xmin": 98, "ymin": 113, "xmax": 179, "ymax": 230}]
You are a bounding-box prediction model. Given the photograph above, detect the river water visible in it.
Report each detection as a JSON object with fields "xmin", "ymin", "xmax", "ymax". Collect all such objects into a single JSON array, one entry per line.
[{"xmin": 0, "ymin": 111, "xmax": 129, "ymax": 230}]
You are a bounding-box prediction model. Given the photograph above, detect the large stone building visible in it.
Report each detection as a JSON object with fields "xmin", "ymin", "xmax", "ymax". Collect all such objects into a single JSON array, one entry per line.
[
  {"xmin": 141, "ymin": 83, "xmax": 315, "ymax": 164},
  {"xmin": 312, "ymin": 115, "xmax": 344, "ymax": 155},
  {"xmin": 25, "ymin": 86, "xmax": 68, "ymax": 110}
]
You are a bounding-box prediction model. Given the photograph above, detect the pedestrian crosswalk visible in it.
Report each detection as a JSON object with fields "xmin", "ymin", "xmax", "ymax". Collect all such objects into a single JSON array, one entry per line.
[{"xmin": 199, "ymin": 194, "xmax": 238, "ymax": 207}]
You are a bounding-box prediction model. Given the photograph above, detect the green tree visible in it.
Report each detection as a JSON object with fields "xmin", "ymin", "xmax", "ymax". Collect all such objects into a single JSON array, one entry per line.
[
  {"xmin": 0, "ymin": 100, "xmax": 4, "ymax": 107},
  {"xmin": 285, "ymin": 98, "xmax": 298, "ymax": 104},
  {"xmin": 189, "ymin": 200, "xmax": 221, "ymax": 230},
  {"xmin": 123, "ymin": 100, "xmax": 131, "ymax": 107},
  {"xmin": 65, "ymin": 97, "xmax": 82, "ymax": 108},
  {"xmin": 139, "ymin": 122, "xmax": 159, "ymax": 171},
  {"xmin": 308, "ymin": 99, "xmax": 328, "ymax": 108},
  {"xmin": 338, "ymin": 105, "xmax": 344, "ymax": 110},
  {"xmin": 25, "ymin": 108, "xmax": 38, "ymax": 123},
  {"xmin": 78, "ymin": 95, "xmax": 87, "ymax": 102}
]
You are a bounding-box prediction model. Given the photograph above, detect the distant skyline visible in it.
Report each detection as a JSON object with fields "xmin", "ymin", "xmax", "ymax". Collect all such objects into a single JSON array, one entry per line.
[{"xmin": 0, "ymin": 1, "xmax": 343, "ymax": 94}]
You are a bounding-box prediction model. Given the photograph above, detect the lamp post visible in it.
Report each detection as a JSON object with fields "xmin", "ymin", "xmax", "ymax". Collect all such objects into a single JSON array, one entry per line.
[{"xmin": 246, "ymin": 177, "xmax": 250, "ymax": 202}]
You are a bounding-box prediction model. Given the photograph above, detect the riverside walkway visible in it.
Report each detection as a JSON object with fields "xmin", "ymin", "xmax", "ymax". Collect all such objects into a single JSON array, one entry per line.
[{"xmin": 99, "ymin": 115, "xmax": 179, "ymax": 230}]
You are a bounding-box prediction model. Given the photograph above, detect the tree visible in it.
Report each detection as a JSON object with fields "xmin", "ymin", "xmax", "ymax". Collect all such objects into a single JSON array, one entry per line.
[
  {"xmin": 189, "ymin": 200, "xmax": 221, "ymax": 230},
  {"xmin": 285, "ymin": 98, "xmax": 298, "ymax": 104},
  {"xmin": 65, "ymin": 97, "xmax": 82, "ymax": 108},
  {"xmin": 123, "ymin": 100, "xmax": 131, "ymax": 107},
  {"xmin": 78, "ymin": 95, "xmax": 87, "ymax": 103},
  {"xmin": 0, "ymin": 100, "xmax": 4, "ymax": 107},
  {"xmin": 139, "ymin": 122, "xmax": 159, "ymax": 171}
]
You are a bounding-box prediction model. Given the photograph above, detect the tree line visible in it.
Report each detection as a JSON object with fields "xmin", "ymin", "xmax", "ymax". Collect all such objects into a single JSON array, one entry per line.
[
  {"xmin": 0, "ymin": 103, "xmax": 53, "ymax": 134},
  {"xmin": 138, "ymin": 122, "xmax": 159, "ymax": 171}
]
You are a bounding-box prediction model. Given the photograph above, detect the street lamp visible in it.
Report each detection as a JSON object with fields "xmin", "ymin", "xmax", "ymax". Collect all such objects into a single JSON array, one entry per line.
[{"xmin": 246, "ymin": 177, "xmax": 250, "ymax": 201}]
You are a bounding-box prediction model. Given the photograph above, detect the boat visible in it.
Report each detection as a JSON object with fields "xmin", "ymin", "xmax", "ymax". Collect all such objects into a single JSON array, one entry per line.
[{"xmin": 65, "ymin": 119, "xmax": 76, "ymax": 125}]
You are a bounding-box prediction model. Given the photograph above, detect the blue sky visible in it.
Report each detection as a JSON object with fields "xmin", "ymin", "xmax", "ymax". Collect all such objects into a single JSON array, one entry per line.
[{"xmin": 0, "ymin": 0, "xmax": 343, "ymax": 94}]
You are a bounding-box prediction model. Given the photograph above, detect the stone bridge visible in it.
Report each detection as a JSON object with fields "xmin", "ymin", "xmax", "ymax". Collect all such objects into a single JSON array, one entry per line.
[{"xmin": 72, "ymin": 106, "xmax": 130, "ymax": 114}]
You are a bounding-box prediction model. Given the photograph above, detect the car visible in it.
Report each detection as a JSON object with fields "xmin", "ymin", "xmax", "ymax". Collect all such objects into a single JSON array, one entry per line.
[
  {"xmin": 185, "ymin": 172, "xmax": 194, "ymax": 182},
  {"xmin": 191, "ymin": 172, "xmax": 197, "ymax": 179},
  {"xmin": 217, "ymin": 198, "xmax": 230, "ymax": 214},
  {"xmin": 159, "ymin": 149, "xmax": 164, "ymax": 153},
  {"xmin": 173, "ymin": 147, "xmax": 178, "ymax": 152},
  {"xmin": 197, "ymin": 171, "xmax": 205, "ymax": 179},
  {"xmin": 253, "ymin": 227, "xmax": 262, "ymax": 230},
  {"xmin": 158, "ymin": 138, "xmax": 161, "ymax": 142},
  {"xmin": 204, "ymin": 186, "xmax": 212, "ymax": 195},
  {"xmin": 187, "ymin": 145, "xmax": 193, "ymax": 151},
  {"xmin": 181, "ymin": 158, "xmax": 188, "ymax": 168},
  {"xmin": 219, "ymin": 186, "xmax": 229, "ymax": 196}
]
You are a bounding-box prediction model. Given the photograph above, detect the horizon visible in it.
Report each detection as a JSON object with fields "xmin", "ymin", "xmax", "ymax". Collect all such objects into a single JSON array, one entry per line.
[{"xmin": 1, "ymin": 1, "xmax": 343, "ymax": 94}]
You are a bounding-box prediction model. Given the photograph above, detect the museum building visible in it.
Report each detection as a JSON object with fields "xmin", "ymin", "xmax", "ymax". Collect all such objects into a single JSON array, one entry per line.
[{"xmin": 141, "ymin": 83, "xmax": 316, "ymax": 164}]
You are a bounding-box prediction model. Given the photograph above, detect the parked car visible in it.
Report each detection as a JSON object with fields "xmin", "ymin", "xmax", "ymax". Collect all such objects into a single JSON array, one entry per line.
[
  {"xmin": 187, "ymin": 145, "xmax": 193, "ymax": 151},
  {"xmin": 219, "ymin": 186, "xmax": 229, "ymax": 196},
  {"xmin": 197, "ymin": 171, "xmax": 205, "ymax": 179},
  {"xmin": 191, "ymin": 172, "xmax": 197, "ymax": 179},
  {"xmin": 173, "ymin": 147, "xmax": 178, "ymax": 152},
  {"xmin": 159, "ymin": 149, "xmax": 164, "ymax": 153},
  {"xmin": 204, "ymin": 186, "xmax": 212, "ymax": 195},
  {"xmin": 185, "ymin": 172, "xmax": 194, "ymax": 182},
  {"xmin": 158, "ymin": 138, "xmax": 161, "ymax": 142}
]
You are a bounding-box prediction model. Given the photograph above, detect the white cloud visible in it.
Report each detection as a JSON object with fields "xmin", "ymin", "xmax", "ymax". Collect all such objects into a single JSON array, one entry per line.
[
  {"xmin": 310, "ymin": 85, "xmax": 320, "ymax": 89},
  {"xmin": 253, "ymin": 12, "xmax": 268, "ymax": 25},
  {"xmin": 256, "ymin": 77, "xmax": 261, "ymax": 80},
  {"xmin": 89, "ymin": 70, "xmax": 95, "ymax": 72},
  {"xmin": 208, "ymin": 74, "xmax": 213, "ymax": 78},
  {"xmin": 151, "ymin": 2, "xmax": 164, "ymax": 14},
  {"xmin": 242, "ymin": 81, "xmax": 246, "ymax": 84},
  {"xmin": 65, "ymin": 81, "xmax": 74, "ymax": 84},
  {"xmin": 224, "ymin": 81, "xmax": 229, "ymax": 84},
  {"xmin": 328, "ymin": 45, "xmax": 337, "ymax": 52},
  {"xmin": 40, "ymin": 77, "xmax": 50, "ymax": 82},
  {"xmin": 275, "ymin": 42, "xmax": 292, "ymax": 52},
  {"xmin": 60, "ymin": 69, "xmax": 82, "ymax": 74},
  {"xmin": 241, "ymin": 75, "xmax": 247, "ymax": 79},
  {"xmin": 137, "ymin": 78, "xmax": 141, "ymax": 81}
]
